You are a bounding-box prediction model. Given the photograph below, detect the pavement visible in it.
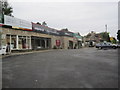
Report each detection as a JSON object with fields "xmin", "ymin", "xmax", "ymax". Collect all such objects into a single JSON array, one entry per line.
[
  {"xmin": 0, "ymin": 49, "xmax": 54, "ymax": 59},
  {"xmin": 2, "ymin": 48, "xmax": 118, "ymax": 88}
]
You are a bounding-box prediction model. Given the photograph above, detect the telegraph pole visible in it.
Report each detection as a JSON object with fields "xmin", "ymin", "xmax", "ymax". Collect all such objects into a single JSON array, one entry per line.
[{"xmin": 105, "ymin": 24, "xmax": 107, "ymax": 32}]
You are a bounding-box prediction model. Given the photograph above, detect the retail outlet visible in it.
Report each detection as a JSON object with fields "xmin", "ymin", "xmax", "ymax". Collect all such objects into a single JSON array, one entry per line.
[{"xmin": 0, "ymin": 15, "xmax": 82, "ymax": 52}]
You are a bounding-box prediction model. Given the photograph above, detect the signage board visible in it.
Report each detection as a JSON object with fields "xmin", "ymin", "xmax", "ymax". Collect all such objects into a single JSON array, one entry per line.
[
  {"xmin": 32, "ymin": 23, "xmax": 60, "ymax": 35},
  {"xmin": 4, "ymin": 15, "xmax": 32, "ymax": 29},
  {"xmin": 32, "ymin": 23, "xmax": 45, "ymax": 32},
  {"xmin": 46, "ymin": 28, "xmax": 59, "ymax": 35},
  {"xmin": 64, "ymin": 32, "xmax": 73, "ymax": 37},
  {"xmin": 56, "ymin": 40, "xmax": 60, "ymax": 46}
]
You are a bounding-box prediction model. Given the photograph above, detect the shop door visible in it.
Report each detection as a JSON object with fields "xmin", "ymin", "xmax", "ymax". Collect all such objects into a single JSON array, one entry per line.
[
  {"xmin": 22, "ymin": 39, "xmax": 26, "ymax": 49},
  {"xmin": 69, "ymin": 41, "xmax": 73, "ymax": 49}
]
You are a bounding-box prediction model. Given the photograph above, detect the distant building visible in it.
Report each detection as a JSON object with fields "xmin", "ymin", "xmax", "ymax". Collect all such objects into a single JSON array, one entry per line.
[
  {"xmin": 84, "ymin": 31, "xmax": 98, "ymax": 47},
  {"xmin": 59, "ymin": 29, "xmax": 83, "ymax": 49},
  {"xmin": 73, "ymin": 33, "xmax": 82, "ymax": 49},
  {"xmin": 84, "ymin": 31, "xmax": 110, "ymax": 47}
]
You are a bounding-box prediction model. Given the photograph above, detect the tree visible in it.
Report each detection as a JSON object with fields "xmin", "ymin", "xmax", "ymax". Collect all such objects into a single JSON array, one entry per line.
[
  {"xmin": 42, "ymin": 21, "xmax": 47, "ymax": 26},
  {"xmin": 117, "ymin": 30, "xmax": 120, "ymax": 43},
  {"xmin": 61, "ymin": 28, "xmax": 69, "ymax": 32},
  {"xmin": 100, "ymin": 32, "xmax": 110, "ymax": 42},
  {"xmin": 110, "ymin": 37, "xmax": 117, "ymax": 44},
  {"xmin": 113, "ymin": 38, "xmax": 117, "ymax": 44},
  {"xmin": 1, "ymin": 0, "xmax": 13, "ymax": 16},
  {"xmin": 37, "ymin": 22, "xmax": 41, "ymax": 25}
]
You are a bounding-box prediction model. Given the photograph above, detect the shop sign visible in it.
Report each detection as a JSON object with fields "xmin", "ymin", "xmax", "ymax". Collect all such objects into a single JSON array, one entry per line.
[
  {"xmin": 34, "ymin": 27, "xmax": 44, "ymax": 32},
  {"xmin": 4, "ymin": 15, "xmax": 32, "ymax": 29},
  {"xmin": 64, "ymin": 32, "xmax": 73, "ymax": 37},
  {"xmin": 32, "ymin": 23, "xmax": 59, "ymax": 35},
  {"xmin": 56, "ymin": 40, "xmax": 60, "ymax": 46},
  {"xmin": 65, "ymin": 32, "xmax": 70, "ymax": 35},
  {"xmin": 32, "ymin": 23, "xmax": 45, "ymax": 32},
  {"xmin": 46, "ymin": 29, "xmax": 59, "ymax": 35}
]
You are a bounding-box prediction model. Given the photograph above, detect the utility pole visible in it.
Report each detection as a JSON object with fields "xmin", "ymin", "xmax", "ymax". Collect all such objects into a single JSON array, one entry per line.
[{"xmin": 105, "ymin": 24, "xmax": 107, "ymax": 32}]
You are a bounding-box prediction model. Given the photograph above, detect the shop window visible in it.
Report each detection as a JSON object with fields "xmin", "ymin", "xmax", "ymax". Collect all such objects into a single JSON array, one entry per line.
[
  {"xmin": 6, "ymin": 35, "xmax": 10, "ymax": 45},
  {"xmin": 41, "ymin": 39, "xmax": 45, "ymax": 48},
  {"xmin": 27, "ymin": 39, "xmax": 30, "ymax": 49},
  {"xmin": 18, "ymin": 36, "xmax": 28, "ymax": 49},
  {"xmin": 11, "ymin": 35, "xmax": 16, "ymax": 49},
  {"xmin": 18, "ymin": 36, "xmax": 23, "ymax": 49},
  {"xmin": 27, "ymin": 36, "xmax": 31, "ymax": 49}
]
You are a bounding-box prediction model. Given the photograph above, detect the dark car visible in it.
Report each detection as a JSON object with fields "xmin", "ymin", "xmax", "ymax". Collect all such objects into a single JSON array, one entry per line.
[{"xmin": 96, "ymin": 42, "xmax": 117, "ymax": 49}]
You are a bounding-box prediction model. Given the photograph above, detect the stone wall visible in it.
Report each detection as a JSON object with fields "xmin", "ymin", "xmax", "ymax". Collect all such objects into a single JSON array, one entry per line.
[{"xmin": 2, "ymin": 27, "xmax": 75, "ymax": 49}]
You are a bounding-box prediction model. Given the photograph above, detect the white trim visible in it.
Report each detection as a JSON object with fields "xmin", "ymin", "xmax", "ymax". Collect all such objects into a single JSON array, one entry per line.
[{"xmin": 16, "ymin": 35, "xmax": 19, "ymax": 49}]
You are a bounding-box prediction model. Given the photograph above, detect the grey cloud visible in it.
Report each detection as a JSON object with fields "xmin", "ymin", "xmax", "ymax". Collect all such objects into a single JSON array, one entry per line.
[{"xmin": 10, "ymin": 2, "xmax": 118, "ymax": 37}]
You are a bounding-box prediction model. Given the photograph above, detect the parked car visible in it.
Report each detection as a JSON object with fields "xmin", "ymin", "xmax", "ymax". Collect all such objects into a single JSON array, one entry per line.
[
  {"xmin": 0, "ymin": 45, "xmax": 7, "ymax": 55},
  {"xmin": 96, "ymin": 42, "xmax": 117, "ymax": 49}
]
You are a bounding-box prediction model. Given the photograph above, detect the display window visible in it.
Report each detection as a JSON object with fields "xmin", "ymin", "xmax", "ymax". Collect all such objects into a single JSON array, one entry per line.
[
  {"xmin": 22, "ymin": 36, "xmax": 26, "ymax": 49},
  {"xmin": 27, "ymin": 36, "xmax": 31, "ymax": 49},
  {"xmin": 5, "ymin": 35, "xmax": 31, "ymax": 50},
  {"xmin": 6, "ymin": 35, "xmax": 10, "ymax": 44},
  {"xmin": 18, "ymin": 36, "xmax": 23, "ymax": 49},
  {"xmin": 11, "ymin": 35, "xmax": 16, "ymax": 49}
]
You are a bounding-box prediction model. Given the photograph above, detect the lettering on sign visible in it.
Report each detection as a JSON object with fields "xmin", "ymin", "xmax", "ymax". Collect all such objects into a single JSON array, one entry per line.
[{"xmin": 4, "ymin": 15, "xmax": 32, "ymax": 29}]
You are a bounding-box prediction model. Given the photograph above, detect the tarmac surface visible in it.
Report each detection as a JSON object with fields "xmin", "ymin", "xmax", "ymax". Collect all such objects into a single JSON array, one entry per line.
[{"xmin": 2, "ymin": 48, "xmax": 118, "ymax": 88}]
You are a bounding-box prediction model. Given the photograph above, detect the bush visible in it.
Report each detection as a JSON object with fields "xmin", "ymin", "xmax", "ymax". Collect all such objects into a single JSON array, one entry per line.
[{"xmin": 53, "ymin": 45, "xmax": 57, "ymax": 49}]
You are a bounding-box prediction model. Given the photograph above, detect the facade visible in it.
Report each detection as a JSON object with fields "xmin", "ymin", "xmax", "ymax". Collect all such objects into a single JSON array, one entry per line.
[
  {"xmin": 0, "ymin": 15, "xmax": 82, "ymax": 52},
  {"xmin": 84, "ymin": 31, "xmax": 111, "ymax": 47},
  {"xmin": 73, "ymin": 33, "xmax": 82, "ymax": 49},
  {"xmin": 2, "ymin": 27, "xmax": 32, "ymax": 50},
  {"xmin": 83, "ymin": 31, "xmax": 101, "ymax": 47}
]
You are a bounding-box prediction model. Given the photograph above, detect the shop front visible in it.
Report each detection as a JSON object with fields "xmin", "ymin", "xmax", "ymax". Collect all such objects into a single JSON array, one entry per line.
[
  {"xmin": 0, "ymin": 28, "xmax": 7, "ymax": 55},
  {"xmin": 31, "ymin": 36, "xmax": 51, "ymax": 50},
  {"xmin": 73, "ymin": 33, "xmax": 82, "ymax": 49},
  {"xmin": 6, "ymin": 34, "xmax": 31, "ymax": 50},
  {"xmin": 1, "ymin": 15, "xmax": 83, "ymax": 52},
  {"xmin": 69, "ymin": 40, "xmax": 74, "ymax": 49},
  {"xmin": 77, "ymin": 40, "xmax": 82, "ymax": 49},
  {"xmin": 56, "ymin": 40, "xmax": 61, "ymax": 48}
]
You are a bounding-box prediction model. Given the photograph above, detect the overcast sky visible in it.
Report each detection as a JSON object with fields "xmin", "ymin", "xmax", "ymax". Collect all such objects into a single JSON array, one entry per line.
[{"xmin": 8, "ymin": 0, "xmax": 118, "ymax": 38}]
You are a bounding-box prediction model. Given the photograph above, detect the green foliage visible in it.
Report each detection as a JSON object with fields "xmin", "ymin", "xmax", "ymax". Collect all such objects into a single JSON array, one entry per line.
[
  {"xmin": 53, "ymin": 45, "xmax": 57, "ymax": 49},
  {"xmin": 1, "ymin": 1, "xmax": 13, "ymax": 16},
  {"xmin": 100, "ymin": 32, "xmax": 110, "ymax": 42},
  {"xmin": 112, "ymin": 40, "xmax": 116, "ymax": 44},
  {"xmin": 42, "ymin": 21, "xmax": 47, "ymax": 26},
  {"xmin": 61, "ymin": 28, "xmax": 69, "ymax": 32},
  {"xmin": 37, "ymin": 22, "xmax": 41, "ymax": 25},
  {"xmin": 111, "ymin": 38, "xmax": 117, "ymax": 44}
]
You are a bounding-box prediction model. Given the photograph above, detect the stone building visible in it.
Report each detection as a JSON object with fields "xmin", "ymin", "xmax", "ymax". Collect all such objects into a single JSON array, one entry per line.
[
  {"xmin": 83, "ymin": 31, "xmax": 110, "ymax": 47},
  {"xmin": 0, "ymin": 15, "xmax": 82, "ymax": 52},
  {"xmin": 84, "ymin": 31, "xmax": 101, "ymax": 47}
]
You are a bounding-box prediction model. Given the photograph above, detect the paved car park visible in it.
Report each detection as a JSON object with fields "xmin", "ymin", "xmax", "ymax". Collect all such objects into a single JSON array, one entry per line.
[{"xmin": 2, "ymin": 48, "xmax": 118, "ymax": 88}]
